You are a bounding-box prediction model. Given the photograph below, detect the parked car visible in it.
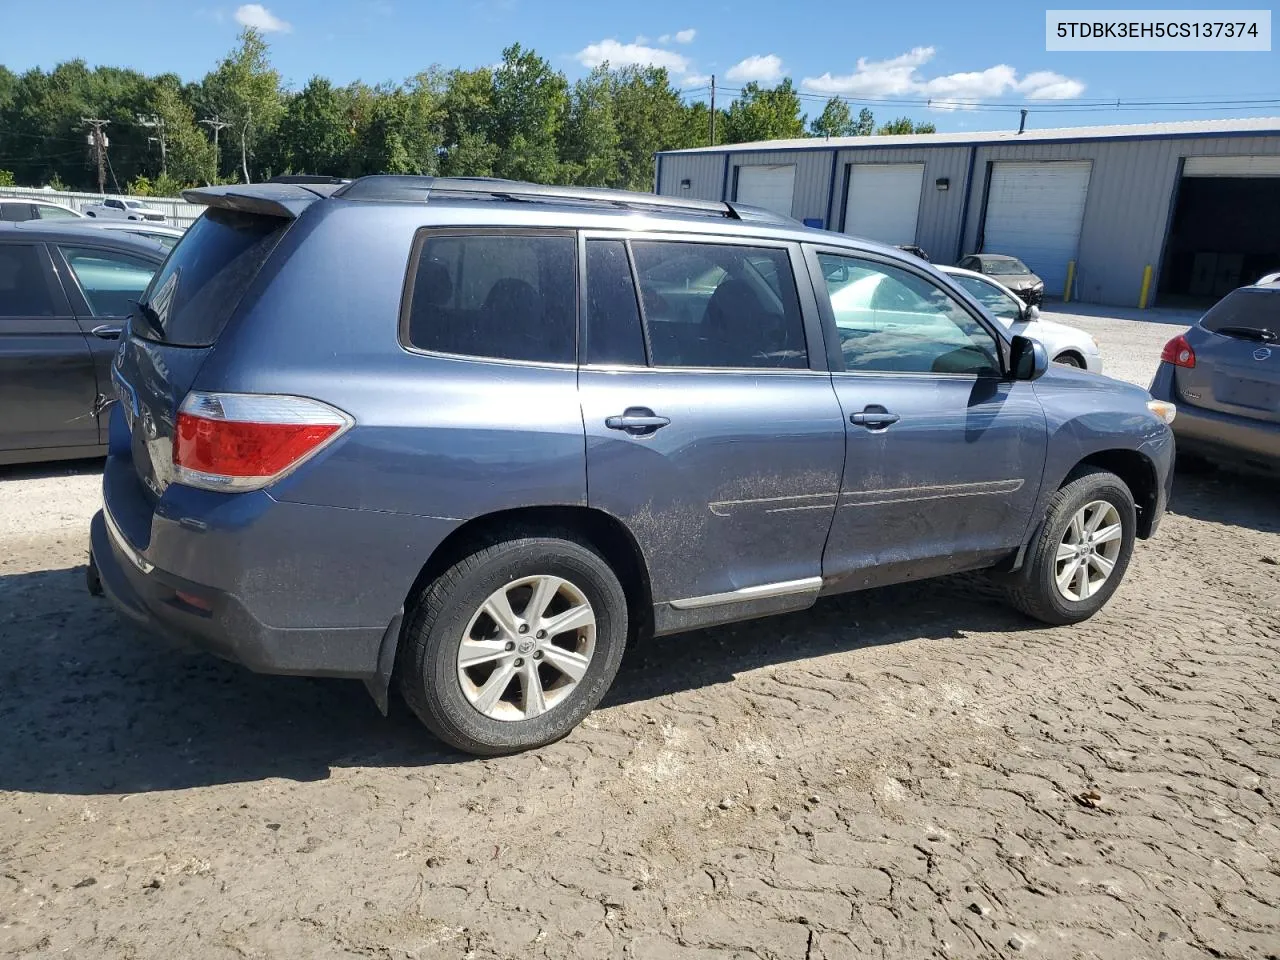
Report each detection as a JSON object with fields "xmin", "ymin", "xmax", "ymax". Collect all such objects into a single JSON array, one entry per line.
[
  {"xmin": 0, "ymin": 223, "xmax": 167, "ymax": 465},
  {"xmin": 940, "ymin": 265, "xmax": 1102, "ymax": 372},
  {"xmin": 89, "ymin": 177, "xmax": 1176, "ymax": 756},
  {"xmin": 75, "ymin": 219, "xmax": 185, "ymax": 250},
  {"xmin": 958, "ymin": 253, "xmax": 1044, "ymax": 305},
  {"xmin": 82, "ymin": 197, "xmax": 168, "ymax": 223},
  {"xmin": 0, "ymin": 198, "xmax": 84, "ymax": 222},
  {"xmin": 1149, "ymin": 277, "xmax": 1278, "ymax": 475}
]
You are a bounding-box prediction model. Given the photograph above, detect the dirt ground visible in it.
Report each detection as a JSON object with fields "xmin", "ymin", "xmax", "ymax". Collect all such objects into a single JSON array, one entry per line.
[{"xmin": 2, "ymin": 308, "xmax": 1277, "ymax": 959}]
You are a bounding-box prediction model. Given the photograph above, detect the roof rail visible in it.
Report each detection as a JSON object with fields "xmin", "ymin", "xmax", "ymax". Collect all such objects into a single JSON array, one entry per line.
[{"xmin": 331, "ymin": 175, "xmax": 801, "ymax": 225}]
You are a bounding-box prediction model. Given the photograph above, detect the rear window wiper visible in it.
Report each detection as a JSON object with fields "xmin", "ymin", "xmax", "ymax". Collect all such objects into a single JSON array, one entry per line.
[
  {"xmin": 1213, "ymin": 325, "xmax": 1277, "ymax": 343},
  {"xmin": 130, "ymin": 299, "xmax": 165, "ymax": 341}
]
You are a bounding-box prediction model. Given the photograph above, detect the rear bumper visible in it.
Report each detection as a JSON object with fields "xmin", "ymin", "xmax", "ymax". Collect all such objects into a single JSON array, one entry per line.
[
  {"xmin": 93, "ymin": 451, "xmax": 463, "ymax": 680},
  {"xmin": 1150, "ymin": 364, "xmax": 1280, "ymax": 472},
  {"xmin": 91, "ymin": 508, "xmax": 387, "ymax": 678}
]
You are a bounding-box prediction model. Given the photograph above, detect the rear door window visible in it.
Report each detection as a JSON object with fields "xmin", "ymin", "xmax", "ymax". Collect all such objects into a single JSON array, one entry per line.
[
  {"xmin": 139, "ymin": 208, "xmax": 288, "ymax": 346},
  {"xmin": 0, "ymin": 203, "xmax": 35, "ymax": 222},
  {"xmin": 630, "ymin": 241, "xmax": 807, "ymax": 369},
  {"xmin": 60, "ymin": 246, "xmax": 159, "ymax": 317},
  {"xmin": 404, "ymin": 234, "xmax": 577, "ymax": 364},
  {"xmin": 0, "ymin": 244, "xmax": 57, "ymax": 316},
  {"xmin": 584, "ymin": 239, "xmax": 646, "ymax": 366}
]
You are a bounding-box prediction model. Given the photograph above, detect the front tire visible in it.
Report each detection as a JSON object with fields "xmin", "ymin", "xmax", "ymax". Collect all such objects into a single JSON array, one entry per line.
[
  {"xmin": 1053, "ymin": 352, "xmax": 1084, "ymax": 368},
  {"xmin": 397, "ymin": 534, "xmax": 628, "ymax": 756},
  {"xmin": 1003, "ymin": 468, "xmax": 1136, "ymax": 625}
]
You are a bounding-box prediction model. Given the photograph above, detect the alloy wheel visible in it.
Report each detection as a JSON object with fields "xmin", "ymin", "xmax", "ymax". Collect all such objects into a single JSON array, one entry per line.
[
  {"xmin": 1054, "ymin": 500, "xmax": 1123, "ymax": 602},
  {"xmin": 456, "ymin": 575, "xmax": 596, "ymax": 722}
]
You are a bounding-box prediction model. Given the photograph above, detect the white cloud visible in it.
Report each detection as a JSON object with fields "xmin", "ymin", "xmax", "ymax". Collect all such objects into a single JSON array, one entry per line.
[
  {"xmin": 664, "ymin": 28, "xmax": 696, "ymax": 44},
  {"xmin": 802, "ymin": 46, "xmax": 1084, "ymax": 109},
  {"xmin": 726, "ymin": 54, "xmax": 785, "ymax": 84},
  {"xmin": 234, "ymin": 3, "xmax": 291, "ymax": 32},
  {"xmin": 682, "ymin": 72, "xmax": 711, "ymax": 87},
  {"xmin": 575, "ymin": 38, "xmax": 690, "ymax": 72}
]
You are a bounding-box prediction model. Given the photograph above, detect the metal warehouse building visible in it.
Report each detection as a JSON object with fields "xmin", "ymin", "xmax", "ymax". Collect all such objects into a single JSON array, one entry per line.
[{"xmin": 654, "ymin": 117, "xmax": 1280, "ymax": 307}]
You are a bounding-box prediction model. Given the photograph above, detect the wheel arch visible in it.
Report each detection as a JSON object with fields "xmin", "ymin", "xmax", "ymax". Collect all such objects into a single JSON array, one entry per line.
[
  {"xmin": 1068, "ymin": 448, "xmax": 1161, "ymax": 539},
  {"xmin": 364, "ymin": 505, "xmax": 655, "ymax": 714},
  {"xmin": 1053, "ymin": 349, "xmax": 1086, "ymax": 367}
]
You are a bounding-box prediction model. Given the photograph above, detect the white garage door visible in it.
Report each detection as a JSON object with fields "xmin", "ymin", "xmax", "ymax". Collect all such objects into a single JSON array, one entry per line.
[
  {"xmin": 843, "ymin": 163, "xmax": 924, "ymax": 245},
  {"xmin": 982, "ymin": 160, "xmax": 1092, "ymax": 296},
  {"xmin": 1183, "ymin": 155, "xmax": 1280, "ymax": 177},
  {"xmin": 735, "ymin": 165, "xmax": 796, "ymax": 217}
]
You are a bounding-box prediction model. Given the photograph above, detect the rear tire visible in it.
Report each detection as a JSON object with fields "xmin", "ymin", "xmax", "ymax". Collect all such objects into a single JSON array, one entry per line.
[
  {"xmin": 397, "ymin": 534, "xmax": 628, "ymax": 756},
  {"xmin": 1003, "ymin": 468, "xmax": 1136, "ymax": 625}
]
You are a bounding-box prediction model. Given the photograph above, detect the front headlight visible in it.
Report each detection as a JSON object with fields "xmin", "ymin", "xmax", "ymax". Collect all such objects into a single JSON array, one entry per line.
[{"xmin": 1147, "ymin": 399, "xmax": 1177, "ymax": 424}]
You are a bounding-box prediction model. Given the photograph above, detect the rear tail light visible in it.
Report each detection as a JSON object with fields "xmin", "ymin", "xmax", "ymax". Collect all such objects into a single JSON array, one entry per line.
[
  {"xmin": 173, "ymin": 392, "xmax": 352, "ymax": 492},
  {"xmin": 1160, "ymin": 334, "xmax": 1196, "ymax": 368}
]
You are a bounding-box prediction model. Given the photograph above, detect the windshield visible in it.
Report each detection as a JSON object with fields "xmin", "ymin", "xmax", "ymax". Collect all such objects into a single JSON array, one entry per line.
[
  {"xmin": 952, "ymin": 274, "xmax": 1021, "ymax": 324},
  {"xmin": 1200, "ymin": 288, "xmax": 1278, "ymax": 340},
  {"xmin": 139, "ymin": 208, "xmax": 288, "ymax": 346},
  {"xmin": 984, "ymin": 258, "xmax": 1031, "ymax": 276}
]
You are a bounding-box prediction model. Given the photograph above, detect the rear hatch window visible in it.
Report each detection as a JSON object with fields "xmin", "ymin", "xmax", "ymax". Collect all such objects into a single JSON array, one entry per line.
[
  {"xmin": 1199, "ymin": 288, "xmax": 1279, "ymax": 343},
  {"xmin": 138, "ymin": 208, "xmax": 288, "ymax": 346}
]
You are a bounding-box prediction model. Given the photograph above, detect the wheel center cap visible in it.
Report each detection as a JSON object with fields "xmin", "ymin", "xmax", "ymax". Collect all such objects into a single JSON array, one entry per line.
[{"xmin": 517, "ymin": 639, "xmax": 535, "ymax": 655}]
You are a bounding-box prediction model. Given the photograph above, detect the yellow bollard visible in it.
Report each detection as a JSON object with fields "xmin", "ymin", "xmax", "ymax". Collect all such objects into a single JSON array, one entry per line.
[
  {"xmin": 1139, "ymin": 264, "xmax": 1153, "ymax": 309},
  {"xmin": 1063, "ymin": 260, "xmax": 1076, "ymax": 303}
]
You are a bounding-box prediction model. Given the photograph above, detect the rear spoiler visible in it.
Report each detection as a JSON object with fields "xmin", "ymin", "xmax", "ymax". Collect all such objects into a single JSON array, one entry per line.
[{"xmin": 181, "ymin": 182, "xmax": 342, "ymax": 219}]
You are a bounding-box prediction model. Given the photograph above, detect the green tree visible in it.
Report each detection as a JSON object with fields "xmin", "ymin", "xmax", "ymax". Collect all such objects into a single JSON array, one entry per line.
[
  {"xmin": 612, "ymin": 66, "xmax": 694, "ymax": 190},
  {"xmin": 439, "ymin": 67, "xmax": 497, "ymax": 176},
  {"xmin": 0, "ymin": 169, "xmax": 15, "ymax": 187},
  {"xmin": 722, "ymin": 79, "xmax": 806, "ymax": 144},
  {"xmin": 490, "ymin": 44, "xmax": 567, "ymax": 183},
  {"xmin": 145, "ymin": 75, "xmax": 214, "ymax": 186},
  {"xmin": 276, "ymin": 77, "xmax": 350, "ymax": 175},
  {"xmin": 810, "ymin": 97, "xmax": 856, "ymax": 138},
  {"xmin": 560, "ymin": 67, "xmax": 621, "ymax": 186},
  {"xmin": 127, "ymin": 173, "xmax": 153, "ymax": 195},
  {"xmin": 855, "ymin": 107, "xmax": 874, "ymax": 136},
  {"xmin": 201, "ymin": 28, "xmax": 283, "ymax": 182},
  {"xmin": 875, "ymin": 116, "xmax": 937, "ymax": 135}
]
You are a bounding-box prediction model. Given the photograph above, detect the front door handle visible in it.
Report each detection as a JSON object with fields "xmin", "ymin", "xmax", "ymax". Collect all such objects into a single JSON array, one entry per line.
[
  {"xmin": 91, "ymin": 324, "xmax": 122, "ymax": 340},
  {"xmin": 605, "ymin": 407, "xmax": 671, "ymax": 436},
  {"xmin": 850, "ymin": 406, "xmax": 900, "ymax": 430}
]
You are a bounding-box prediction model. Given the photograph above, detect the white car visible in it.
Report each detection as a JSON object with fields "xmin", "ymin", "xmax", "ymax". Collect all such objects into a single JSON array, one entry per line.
[
  {"xmin": 82, "ymin": 197, "xmax": 168, "ymax": 223},
  {"xmin": 0, "ymin": 198, "xmax": 84, "ymax": 222},
  {"xmin": 940, "ymin": 265, "xmax": 1103, "ymax": 373}
]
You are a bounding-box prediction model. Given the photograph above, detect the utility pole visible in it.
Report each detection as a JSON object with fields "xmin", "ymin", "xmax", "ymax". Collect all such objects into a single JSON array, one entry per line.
[
  {"xmin": 82, "ymin": 118, "xmax": 110, "ymax": 194},
  {"xmin": 200, "ymin": 117, "xmax": 229, "ymax": 184},
  {"xmin": 709, "ymin": 75, "xmax": 716, "ymax": 147},
  {"xmin": 138, "ymin": 114, "xmax": 167, "ymax": 175}
]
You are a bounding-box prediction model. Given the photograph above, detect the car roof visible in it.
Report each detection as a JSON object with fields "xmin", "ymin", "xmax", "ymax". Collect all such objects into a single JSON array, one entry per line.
[
  {"xmin": 0, "ymin": 196, "xmax": 78, "ymax": 209},
  {"xmin": 0, "ymin": 220, "xmax": 170, "ymax": 256},
  {"xmin": 977, "ymin": 254, "xmax": 1019, "ymax": 261}
]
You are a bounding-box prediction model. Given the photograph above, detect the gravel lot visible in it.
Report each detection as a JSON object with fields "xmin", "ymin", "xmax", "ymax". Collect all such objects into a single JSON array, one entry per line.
[{"xmin": 2, "ymin": 307, "xmax": 1277, "ymax": 960}]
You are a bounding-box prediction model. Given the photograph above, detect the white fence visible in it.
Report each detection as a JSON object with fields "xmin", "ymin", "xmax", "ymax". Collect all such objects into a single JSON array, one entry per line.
[{"xmin": 0, "ymin": 186, "xmax": 206, "ymax": 229}]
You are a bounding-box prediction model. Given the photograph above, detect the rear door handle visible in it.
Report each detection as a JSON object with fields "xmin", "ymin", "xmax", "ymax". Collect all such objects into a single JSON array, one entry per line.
[
  {"xmin": 850, "ymin": 407, "xmax": 900, "ymax": 430},
  {"xmin": 605, "ymin": 408, "xmax": 671, "ymax": 435},
  {"xmin": 90, "ymin": 324, "xmax": 122, "ymax": 340}
]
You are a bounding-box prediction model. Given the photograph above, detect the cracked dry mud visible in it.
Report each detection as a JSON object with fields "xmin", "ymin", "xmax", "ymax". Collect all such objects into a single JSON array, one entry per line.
[{"xmin": 2, "ymin": 314, "xmax": 1277, "ymax": 959}]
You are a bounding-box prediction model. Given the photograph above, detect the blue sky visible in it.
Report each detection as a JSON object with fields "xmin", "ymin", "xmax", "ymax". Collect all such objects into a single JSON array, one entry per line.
[{"xmin": 2, "ymin": 0, "xmax": 1277, "ymax": 130}]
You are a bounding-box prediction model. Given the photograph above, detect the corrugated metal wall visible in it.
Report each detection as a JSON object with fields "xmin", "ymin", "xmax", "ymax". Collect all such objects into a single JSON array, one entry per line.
[
  {"xmin": 833, "ymin": 146, "xmax": 972, "ymax": 260},
  {"xmin": 961, "ymin": 135, "xmax": 1280, "ymax": 305},
  {"xmin": 657, "ymin": 132, "xmax": 1280, "ymax": 306}
]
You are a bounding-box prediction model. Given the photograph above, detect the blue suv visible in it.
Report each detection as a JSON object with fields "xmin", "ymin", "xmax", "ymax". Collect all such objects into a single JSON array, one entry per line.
[{"xmin": 91, "ymin": 177, "xmax": 1176, "ymax": 755}]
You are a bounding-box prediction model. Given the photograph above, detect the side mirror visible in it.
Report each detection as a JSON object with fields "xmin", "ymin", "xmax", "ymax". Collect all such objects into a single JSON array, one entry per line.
[
  {"xmin": 1023, "ymin": 304, "xmax": 1040, "ymax": 322},
  {"xmin": 1010, "ymin": 334, "xmax": 1049, "ymax": 381}
]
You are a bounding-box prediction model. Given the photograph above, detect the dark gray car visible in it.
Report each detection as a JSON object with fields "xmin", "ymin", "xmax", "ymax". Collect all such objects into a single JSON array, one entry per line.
[
  {"xmin": 1149, "ymin": 278, "xmax": 1280, "ymax": 475},
  {"xmin": 0, "ymin": 222, "xmax": 167, "ymax": 464},
  {"xmin": 958, "ymin": 254, "xmax": 1045, "ymax": 305},
  {"xmin": 89, "ymin": 177, "xmax": 1175, "ymax": 756}
]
